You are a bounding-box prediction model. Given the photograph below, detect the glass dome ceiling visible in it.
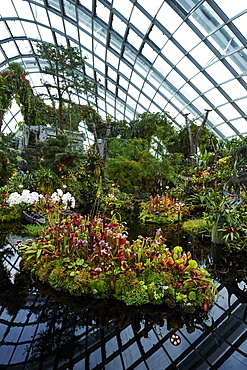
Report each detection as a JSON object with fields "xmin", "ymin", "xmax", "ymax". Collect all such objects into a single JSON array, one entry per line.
[{"xmin": 0, "ymin": 0, "xmax": 246, "ymax": 141}]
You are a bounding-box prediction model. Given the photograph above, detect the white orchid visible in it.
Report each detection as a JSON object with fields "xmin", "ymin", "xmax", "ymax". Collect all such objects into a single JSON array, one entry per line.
[{"xmin": 7, "ymin": 190, "xmax": 43, "ymax": 206}]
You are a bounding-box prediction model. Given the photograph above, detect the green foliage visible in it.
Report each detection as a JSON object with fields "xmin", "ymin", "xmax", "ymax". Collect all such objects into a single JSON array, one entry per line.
[
  {"xmin": 32, "ymin": 169, "xmax": 62, "ymax": 193},
  {"xmin": 0, "ymin": 133, "xmax": 23, "ymax": 186},
  {"xmin": 35, "ymin": 42, "xmax": 97, "ymax": 131},
  {"xmin": 168, "ymin": 120, "xmax": 217, "ymax": 159},
  {"xmin": 19, "ymin": 213, "xmax": 216, "ymax": 309},
  {"xmin": 106, "ymin": 138, "xmax": 176, "ymax": 194},
  {"xmin": 0, "ymin": 203, "xmax": 20, "ymax": 223},
  {"xmin": 99, "ymin": 186, "xmax": 135, "ymax": 219},
  {"xmin": 40, "ymin": 134, "xmax": 85, "ymax": 175},
  {"xmin": 139, "ymin": 194, "xmax": 189, "ymax": 224},
  {"xmin": 182, "ymin": 219, "xmax": 209, "ymax": 236}
]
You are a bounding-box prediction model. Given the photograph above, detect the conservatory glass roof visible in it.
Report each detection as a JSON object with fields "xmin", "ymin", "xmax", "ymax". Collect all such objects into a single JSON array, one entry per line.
[{"xmin": 0, "ymin": 0, "xmax": 246, "ymax": 140}]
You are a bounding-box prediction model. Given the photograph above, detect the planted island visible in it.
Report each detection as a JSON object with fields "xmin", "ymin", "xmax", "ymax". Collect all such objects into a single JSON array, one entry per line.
[{"xmin": 18, "ymin": 198, "xmax": 217, "ymax": 309}]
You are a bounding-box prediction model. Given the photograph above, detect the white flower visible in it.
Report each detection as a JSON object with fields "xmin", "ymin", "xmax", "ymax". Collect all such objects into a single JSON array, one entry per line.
[
  {"xmin": 57, "ymin": 188, "xmax": 63, "ymax": 197},
  {"xmin": 7, "ymin": 190, "xmax": 43, "ymax": 206}
]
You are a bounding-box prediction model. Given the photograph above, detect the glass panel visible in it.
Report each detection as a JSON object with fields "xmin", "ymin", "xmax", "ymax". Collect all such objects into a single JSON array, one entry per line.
[
  {"xmin": 170, "ymin": 97, "xmax": 184, "ymax": 111},
  {"xmin": 143, "ymin": 83, "xmax": 156, "ymax": 99},
  {"xmin": 23, "ymin": 22, "xmax": 40, "ymax": 41},
  {"xmin": 93, "ymin": 23, "xmax": 107, "ymax": 45},
  {"xmin": 173, "ymin": 23, "xmax": 201, "ymax": 51},
  {"xmin": 176, "ymin": 0, "xmax": 197, "ymax": 12},
  {"xmin": 156, "ymin": 3, "xmax": 182, "ymax": 33},
  {"xmin": 149, "ymin": 102, "xmax": 159, "ymax": 112},
  {"xmin": 166, "ymin": 70, "xmax": 185, "ymax": 89},
  {"xmin": 48, "ymin": 11, "xmax": 64, "ymax": 31},
  {"xmin": 164, "ymin": 103, "xmax": 179, "ymax": 118},
  {"xmin": 235, "ymin": 98, "xmax": 247, "ymax": 112},
  {"xmin": 159, "ymin": 83, "xmax": 173, "ymax": 99},
  {"xmin": 0, "ymin": 22, "xmax": 11, "ymax": 40},
  {"xmin": 231, "ymin": 118, "xmax": 247, "ymax": 133},
  {"xmin": 215, "ymin": 0, "xmax": 246, "ymax": 18},
  {"xmin": 0, "ymin": 50, "xmax": 5, "ymax": 64},
  {"xmin": 138, "ymin": 0, "xmax": 163, "ymax": 17},
  {"xmin": 147, "ymin": 71, "xmax": 161, "ymax": 89},
  {"xmin": 217, "ymin": 104, "xmax": 240, "ymax": 120},
  {"xmin": 93, "ymin": 57, "xmax": 105, "ymax": 72},
  {"xmin": 126, "ymin": 95, "xmax": 136, "ymax": 108},
  {"xmin": 180, "ymin": 84, "xmax": 198, "ymax": 101},
  {"xmin": 107, "ymin": 81, "xmax": 116, "ymax": 93},
  {"xmin": 55, "ymin": 33, "xmax": 67, "ymax": 45},
  {"xmin": 113, "ymin": 0, "xmax": 133, "ymax": 20},
  {"xmin": 65, "ymin": 20, "xmax": 78, "ymax": 38},
  {"xmin": 224, "ymin": 50, "xmax": 247, "ymax": 74},
  {"xmin": 136, "ymin": 104, "xmax": 145, "ymax": 114},
  {"xmin": 31, "ymin": 4, "xmax": 49, "ymax": 25},
  {"xmin": 154, "ymin": 92, "xmax": 165, "ymax": 107},
  {"xmin": 128, "ymin": 84, "xmax": 139, "ymax": 98},
  {"xmin": 47, "ymin": 0, "xmax": 60, "ymax": 11},
  {"xmin": 107, "ymin": 68, "xmax": 117, "ymax": 82},
  {"xmin": 77, "ymin": 9, "xmax": 92, "ymax": 31},
  {"xmin": 79, "ymin": 30, "xmax": 92, "ymax": 52},
  {"xmin": 161, "ymin": 41, "xmax": 184, "ymax": 65},
  {"xmin": 189, "ymin": 3, "xmax": 224, "ymax": 36},
  {"xmin": 37, "ymin": 25, "xmax": 54, "ymax": 41},
  {"xmin": 153, "ymin": 55, "xmax": 171, "ymax": 77},
  {"xmin": 1, "ymin": 41, "xmax": 18, "ymax": 58},
  {"xmin": 106, "ymin": 50, "xmax": 119, "ymax": 69},
  {"xmin": 222, "ymin": 79, "xmax": 247, "ymax": 100},
  {"xmin": 216, "ymin": 123, "xmax": 236, "ymax": 137},
  {"xmin": 16, "ymin": 40, "xmax": 31, "ymax": 55},
  {"xmin": 130, "ymin": 71, "xmax": 143, "ymax": 89},
  {"xmin": 64, "ymin": 1, "xmax": 76, "ymax": 20},
  {"xmin": 123, "ymin": 46, "xmax": 136, "ymax": 64},
  {"xmin": 118, "ymin": 89, "xmax": 126, "ymax": 100},
  {"xmin": 208, "ymin": 26, "xmax": 243, "ymax": 57},
  {"xmin": 127, "ymin": 29, "xmax": 142, "ymax": 50},
  {"xmin": 191, "ymin": 96, "xmax": 211, "ymax": 111},
  {"xmin": 205, "ymin": 61, "xmax": 233, "ymax": 84},
  {"xmin": 149, "ymin": 25, "xmax": 168, "ymax": 49},
  {"xmin": 96, "ymin": 1, "xmax": 110, "ymax": 24},
  {"xmin": 119, "ymin": 61, "xmax": 132, "ymax": 79},
  {"xmin": 204, "ymin": 88, "xmax": 228, "ymax": 106},
  {"xmin": 233, "ymin": 14, "xmax": 247, "ymax": 38},
  {"xmin": 130, "ymin": 7, "xmax": 150, "ymax": 35},
  {"xmin": 134, "ymin": 58, "xmax": 149, "ymax": 76},
  {"xmin": 176, "ymin": 57, "xmax": 199, "ymax": 79},
  {"xmin": 1, "ymin": 0, "xmax": 17, "ymax": 17},
  {"xmin": 109, "ymin": 34, "xmax": 122, "ymax": 53},
  {"xmin": 14, "ymin": 1, "xmax": 33, "ymax": 19},
  {"xmin": 112, "ymin": 15, "xmax": 126, "ymax": 37},
  {"xmin": 190, "ymin": 42, "xmax": 217, "ymax": 68},
  {"xmin": 142, "ymin": 43, "xmax": 156, "ymax": 63},
  {"xmin": 119, "ymin": 77, "xmax": 129, "ymax": 91}
]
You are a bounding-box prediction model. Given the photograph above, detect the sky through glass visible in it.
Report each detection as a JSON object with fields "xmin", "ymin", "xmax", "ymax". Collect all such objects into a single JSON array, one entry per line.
[{"xmin": 0, "ymin": 0, "xmax": 246, "ymax": 141}]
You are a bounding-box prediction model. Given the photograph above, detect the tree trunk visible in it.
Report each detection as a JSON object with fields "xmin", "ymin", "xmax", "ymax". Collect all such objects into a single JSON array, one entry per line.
[{"xmin": 183, "ymin": 109, "xmax": 211, "ymax": 164}]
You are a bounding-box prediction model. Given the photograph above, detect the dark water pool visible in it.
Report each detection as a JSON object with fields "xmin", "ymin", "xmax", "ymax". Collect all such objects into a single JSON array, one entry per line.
[{"xmin": 0, "ymin": 234, "xmax": 246, "ymax": 370}]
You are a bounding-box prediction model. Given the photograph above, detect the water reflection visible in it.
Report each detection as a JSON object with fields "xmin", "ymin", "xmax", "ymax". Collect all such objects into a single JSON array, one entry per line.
[{"xmin": 0, "ymin": 234, "xmax": 246, "ymax": 369}]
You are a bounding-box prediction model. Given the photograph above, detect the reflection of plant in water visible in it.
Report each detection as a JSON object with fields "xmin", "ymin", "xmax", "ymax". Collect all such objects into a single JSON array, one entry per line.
[{"xmin": 0, "ymin": 247, "xmax": 30, "ymax": 315}]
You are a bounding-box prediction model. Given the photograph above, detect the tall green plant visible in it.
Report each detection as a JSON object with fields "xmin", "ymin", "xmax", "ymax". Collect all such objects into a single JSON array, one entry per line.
[{"xmin": 35, "ymin": 42, "xmax": 97, "ymax": 132}]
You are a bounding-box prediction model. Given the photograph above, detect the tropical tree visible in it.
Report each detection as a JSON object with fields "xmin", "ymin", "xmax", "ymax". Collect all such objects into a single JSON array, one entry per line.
[{"xmin": 35, "ymin": 42, "xmax": 97, "ymax": 132}]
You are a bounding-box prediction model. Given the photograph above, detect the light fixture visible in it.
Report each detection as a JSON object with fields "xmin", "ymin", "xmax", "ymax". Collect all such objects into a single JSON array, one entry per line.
[{"xmin": 170, "ymin": 333, "xmax": 181, "ymax": 346}]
